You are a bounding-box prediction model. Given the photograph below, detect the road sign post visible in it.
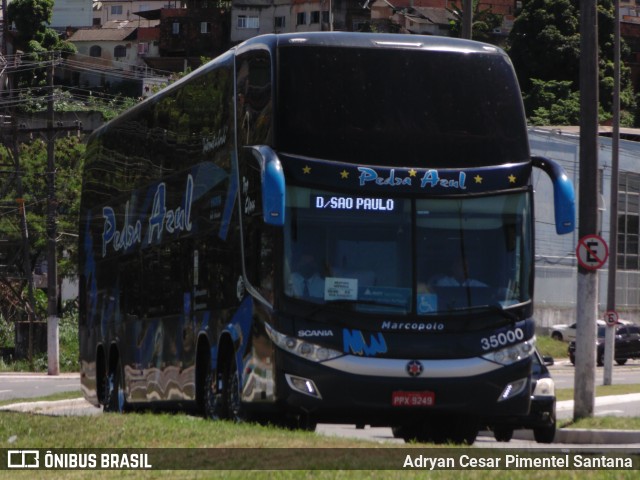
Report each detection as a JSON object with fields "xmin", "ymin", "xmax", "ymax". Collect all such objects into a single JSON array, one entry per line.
[
  {"xmin": 575, "ymin": 235, "xmax": 611, "ymax": 393},
  {"xmin": 604, "ymin": 310, "xmax": 618, "ymax": 385}
]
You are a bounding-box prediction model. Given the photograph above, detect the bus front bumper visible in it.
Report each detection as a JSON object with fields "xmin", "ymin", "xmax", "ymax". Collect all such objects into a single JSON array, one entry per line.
[{"xmin": 272, "ymin": 350, "xmax": 532, "ymax": 424}]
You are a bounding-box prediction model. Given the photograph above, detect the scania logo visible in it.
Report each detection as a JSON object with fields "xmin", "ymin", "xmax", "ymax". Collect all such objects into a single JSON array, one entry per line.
[
  {"xmin": 406, "ymin": 360, "xmax": 423, "ymax": 377},
  {"xmin": 298, "ymin": 329, "xmax": 334, "ymax": 337}
]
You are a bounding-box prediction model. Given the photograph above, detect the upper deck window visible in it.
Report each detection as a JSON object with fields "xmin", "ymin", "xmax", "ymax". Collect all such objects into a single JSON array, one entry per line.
[{"xmin": 276, "ymin": 46, "xmax": 529, "ymax": 168}]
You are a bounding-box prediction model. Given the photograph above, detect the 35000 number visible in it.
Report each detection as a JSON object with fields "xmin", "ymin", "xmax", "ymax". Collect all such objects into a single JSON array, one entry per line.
[{"xmin": 480, "ymin": 328, "xmax": 525, "ymax": 351}]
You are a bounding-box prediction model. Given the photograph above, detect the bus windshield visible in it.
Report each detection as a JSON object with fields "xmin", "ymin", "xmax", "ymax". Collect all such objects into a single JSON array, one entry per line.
[
  {"xmin": 276, "ymin": 45, "xmax": 529, "ymax": 167},
  {"xmin": 283, "ymin": 187, "xmax": 532, "ymax": 315}
]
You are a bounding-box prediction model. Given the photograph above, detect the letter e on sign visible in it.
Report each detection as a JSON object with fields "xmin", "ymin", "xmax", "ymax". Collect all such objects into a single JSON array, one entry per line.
[
  {"xmin": 604, "ymin": 310, "xmax": 618, "ymax": 327},
  {"xmin": 576, "ymin": 234, "xmax": 608, "ymax": 270}
]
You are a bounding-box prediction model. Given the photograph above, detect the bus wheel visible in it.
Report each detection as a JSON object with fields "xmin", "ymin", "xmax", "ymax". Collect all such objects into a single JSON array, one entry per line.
[
  {"xmin": 282, "ymin": 413, "xmax": 317, "ymax": 431},
  {"xmin": 427, "ymin": 415, "xmax": 478, "ymax": 445},
  {"xmin": 203, "ymin": 366, "xmax": 228, "ymax": 420},
  {"xmin": 391, "ymin": 424, "xmax": 422, "ymax": 442},
  {"xmin": 493, "ymin": 425, "xmax": 514, "ymax": 442},
  {"xmin": 104, "ymin": 358, "xmax": 127, "ymax": 413},
  {"xmin": 226, "ymin": 354, "xmax": 248, "ymax": 422},
  {"xmin": 533, "ymin": 411, "xmax": 556, "ymax": 444}
]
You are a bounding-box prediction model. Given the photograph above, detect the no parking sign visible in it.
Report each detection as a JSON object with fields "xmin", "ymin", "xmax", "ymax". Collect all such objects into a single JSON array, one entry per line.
[
  {"xmin": 576, "ymin": 234, "xmax": 609, "ymax": 270},
  {"xmin": 604, "ymin": 310, "xmax": 619, "ymax": 327}
]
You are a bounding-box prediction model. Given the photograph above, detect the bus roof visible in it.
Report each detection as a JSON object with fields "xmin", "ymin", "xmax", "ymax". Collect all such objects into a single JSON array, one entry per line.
[{"xmin": 239, "ymin": 32, "xmax": 507, "ymax": 56}]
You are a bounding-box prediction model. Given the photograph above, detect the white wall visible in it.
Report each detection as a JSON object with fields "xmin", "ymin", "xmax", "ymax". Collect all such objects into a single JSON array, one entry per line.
[{"xmin": 51, "ymin": 0, "xmax": 94, "ymax": 28}]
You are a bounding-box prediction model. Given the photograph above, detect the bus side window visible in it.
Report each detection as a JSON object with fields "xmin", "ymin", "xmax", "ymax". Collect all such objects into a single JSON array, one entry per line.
[
  {"xmin": 240, "ymin": 149, "xmax": 274, "ymax": 303},
  {"xmin": 236, "ymin": 49, "xmax": 272, "ymax": 148}
]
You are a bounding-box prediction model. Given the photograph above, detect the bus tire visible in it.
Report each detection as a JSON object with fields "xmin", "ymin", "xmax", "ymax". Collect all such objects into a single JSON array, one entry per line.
[
  {"xmin": 204, "ymin": 365, "xmax": 228, "ymax": 420},
  {"xmin": 533, "ymin": 410, "xmax": 556, "ymax": 444},
  {"xmin": 533, "ymin": 424, "xmax": 556, "ymax": 444},
  {"xmin": 282, "ymin": 413, "xmax": 317, "ymax": 431},
  {"xmin": 104, "ymin": 358, "xmax": 128, "ymax": 413},
  {"xmin": 427, "ymin": 415, "xmax": 478, "ymax": 445},
  {"xmin": 391, "ymin": 425, "xmax": 419, "ymax": 442},
  {"xmin": 493, "ymin": 425, "xmax": 514, "ymax": 442},
  {"xmin": 226, "ymin": 354, "xmax": 248, "ymax": 422}
]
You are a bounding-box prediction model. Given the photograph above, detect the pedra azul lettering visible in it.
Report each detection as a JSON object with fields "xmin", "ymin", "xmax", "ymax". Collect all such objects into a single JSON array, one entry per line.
[{"xmin": 102, "ymin": 174, "xmax": 194, "ymax": 256}]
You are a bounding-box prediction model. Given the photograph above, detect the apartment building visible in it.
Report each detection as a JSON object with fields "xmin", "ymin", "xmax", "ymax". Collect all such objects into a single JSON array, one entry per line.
[
  {"xmin": 230, "ymin": 0, "xmax": 369, "ymax": 43},
  {"xmin": 93, "ymin": 0, "xmax": 170, "ymax": 27}
]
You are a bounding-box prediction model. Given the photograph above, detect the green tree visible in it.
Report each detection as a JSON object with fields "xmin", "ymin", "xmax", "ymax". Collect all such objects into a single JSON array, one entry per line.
[
  {"xmin": 507, "ymin": 0, "xmax": 637, "ymax": 126},
  {"xmin": 0, "ymin": 137, "xmax": 85, "ymax": 316},
  {"xmin": 7, "ymin": 0, "xmax": 54, "ymax": 41},
  {"xmin": 7, "ymin": 0, "xmax": 76, "ymax": 54},
  {"xmin": 448, "ymin": 0, "xmax": 504, "ymax": 43},
  {"xmin": 7, "ymin": 0, "xmax": 76, "ymax": 87},
  {"xmin": 525, "ymin": 79, "xmax": 581, "ymax": 125}
]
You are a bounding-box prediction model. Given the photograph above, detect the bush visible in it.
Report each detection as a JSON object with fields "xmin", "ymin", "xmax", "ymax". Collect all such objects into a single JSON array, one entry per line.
[
  {"xmin": 0, "ymin": 302, "xmax": 79, "ymax": 373},
  {"xmin": 59, "ymin": 308, "xmax": 79, "ymax": 372},
  {"xmin": 0, "ymin": 315, "xmax": 15, "ymax": 348}
]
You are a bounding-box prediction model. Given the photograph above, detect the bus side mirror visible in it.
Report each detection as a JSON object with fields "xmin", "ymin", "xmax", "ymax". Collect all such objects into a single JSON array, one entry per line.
[
  {"xmin": 247, "ymin": 145, "xmax": 286, "ymax": 227},
  {"xmin": 532, "ymin": 156, "xmax": 575, "ymax": 235}
]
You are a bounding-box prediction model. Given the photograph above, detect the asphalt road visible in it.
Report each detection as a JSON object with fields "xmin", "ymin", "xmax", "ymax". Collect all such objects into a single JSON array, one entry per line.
[
  {"xmin": 549, "ymin": 358, "xmax": 640, "ymax": 390},
  {"xmin": 0, "ymin": 372, "xmax": 80, "ymax": 402}
]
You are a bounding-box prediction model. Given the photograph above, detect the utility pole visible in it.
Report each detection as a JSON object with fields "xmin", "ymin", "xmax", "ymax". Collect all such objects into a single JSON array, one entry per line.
[
  {"xmin": 46, "ymin": 53, "xmax": 59, "ymax": 376},
  {"xmin": 462, "ymin": 0, "xmax": 473, "ymax": 40},
  {"xmin": 574, "ymin": 0, "xmax": 599, "ymax": 420},
  {"xmin": 604, "ymin": 0, "xmax": 621, "ymax": 386},
  {"xmin": 1, "ymin": 0, "xmax": 6, "ymax": 58}
]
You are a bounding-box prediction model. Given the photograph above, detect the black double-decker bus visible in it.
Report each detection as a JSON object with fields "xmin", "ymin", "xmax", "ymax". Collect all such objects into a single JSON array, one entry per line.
[{"xmin": 78, "ymin": 33, "xmax": 575, "ymax": 444}]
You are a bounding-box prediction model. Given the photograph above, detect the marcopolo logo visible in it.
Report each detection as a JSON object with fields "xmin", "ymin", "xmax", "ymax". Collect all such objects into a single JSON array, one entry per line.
[{"xmin": 7, "ymin": 450, "xmax": 40, "ymax": 469}]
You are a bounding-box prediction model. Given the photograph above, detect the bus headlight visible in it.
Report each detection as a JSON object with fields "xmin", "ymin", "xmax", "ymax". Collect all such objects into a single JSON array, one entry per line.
[
  {"xmin": 265, "ymin": 323, "xmax": 343, "ymax": 363},
  {"xmin": 481, "ymin": 338, "xmax": 535, "ymax": 366}
]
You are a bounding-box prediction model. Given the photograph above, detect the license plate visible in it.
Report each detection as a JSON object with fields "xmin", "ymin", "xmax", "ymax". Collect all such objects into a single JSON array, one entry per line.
[{"xmin": 392, "ymin": 391, "xmax": 435, "ymax": 407}]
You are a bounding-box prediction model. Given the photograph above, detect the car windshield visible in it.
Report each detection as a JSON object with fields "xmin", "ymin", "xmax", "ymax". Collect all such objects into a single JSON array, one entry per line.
[{"xmin": 283, "ymin": 186, "xmax": 532, "ymax": 315}]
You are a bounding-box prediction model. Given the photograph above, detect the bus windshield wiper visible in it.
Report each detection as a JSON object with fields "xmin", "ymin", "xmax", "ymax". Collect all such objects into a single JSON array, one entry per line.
[{"xmin": 443, "ymin": 302, "xmax": 521, "ymax": 324}]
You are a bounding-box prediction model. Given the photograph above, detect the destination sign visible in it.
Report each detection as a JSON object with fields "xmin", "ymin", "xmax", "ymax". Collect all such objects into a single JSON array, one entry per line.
[{"xmin": 312, "ymin": 194, "xmax": 396, "ymax": 212}]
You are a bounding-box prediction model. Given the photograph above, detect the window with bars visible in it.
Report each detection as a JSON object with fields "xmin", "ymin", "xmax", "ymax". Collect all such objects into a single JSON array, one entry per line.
[
  {"xmin": 618, "ymin": 171, "xmax": 640, "ymax": 270},
  {"xmin": 114, "ymin": 45, "xmax": 126, "ymax": 59}
]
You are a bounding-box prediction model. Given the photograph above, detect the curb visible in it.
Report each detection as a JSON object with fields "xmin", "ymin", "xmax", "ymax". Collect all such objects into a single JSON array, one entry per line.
[
  {"xmin": 0, "ymin": 398, "xmax": 101, "ymax": 416},
  {"xmin": 512, "ymin": 428, "xmax": 640, "ymax": 445}
]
